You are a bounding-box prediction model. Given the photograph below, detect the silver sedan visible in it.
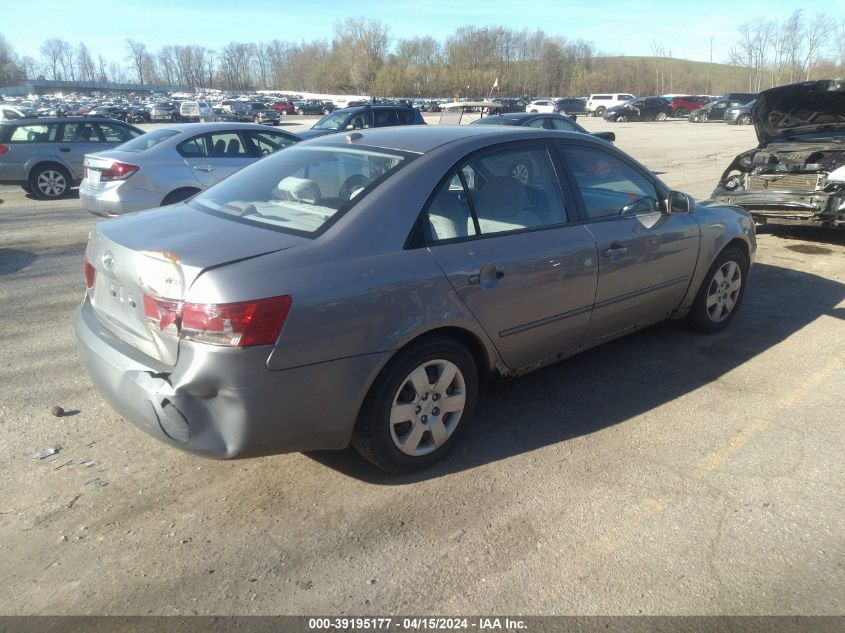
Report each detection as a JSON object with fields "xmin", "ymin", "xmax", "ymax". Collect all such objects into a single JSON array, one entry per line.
[
  {"xmin": 79, "ymin": 122, "xmax": 299, "ymax": 216},
  {"xmin": 75, "ymin": 125, "xmax": 756, "ymax": 472}
]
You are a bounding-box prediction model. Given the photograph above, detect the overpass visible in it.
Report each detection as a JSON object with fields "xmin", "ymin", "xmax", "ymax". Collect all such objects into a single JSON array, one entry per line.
[{"xmin": 0, "ymin": 79, "xmax": 192, "ymax": 97}]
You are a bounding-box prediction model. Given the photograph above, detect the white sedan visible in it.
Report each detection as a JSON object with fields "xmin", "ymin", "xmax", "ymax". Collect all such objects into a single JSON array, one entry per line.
[{"xmin": 525, "ymin": 99, "xmax": 557, "ymax": 113}]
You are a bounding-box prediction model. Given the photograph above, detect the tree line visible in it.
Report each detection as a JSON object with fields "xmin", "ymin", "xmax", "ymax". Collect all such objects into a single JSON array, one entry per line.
[{"xmin": 1, "ymin": 14, "xmax": 843, "ymax": 97}]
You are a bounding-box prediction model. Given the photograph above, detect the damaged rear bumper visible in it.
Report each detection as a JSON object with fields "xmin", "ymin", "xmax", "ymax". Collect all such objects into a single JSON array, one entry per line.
[{"xmin": 74, "ymin": 298, "xmax": 388, "ymax": 458}]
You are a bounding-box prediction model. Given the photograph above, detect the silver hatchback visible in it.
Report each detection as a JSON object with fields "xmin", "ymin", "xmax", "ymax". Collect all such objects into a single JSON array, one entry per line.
[
  {"xmin": 75, "ymin": 126, "xmax": 756, "ymax": 472},
  {"xmin": 79, "ymin": 122, "xmax": 300, "ymax": 216}
]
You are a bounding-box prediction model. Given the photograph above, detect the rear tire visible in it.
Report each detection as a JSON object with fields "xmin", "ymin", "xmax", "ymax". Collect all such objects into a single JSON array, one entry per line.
[
  {"xmin": 352, "ymin": 336, "xmax": 478, "ymax": 473},
  {"xmin": 595, "ymin": 106, "xmax": 606, "ymax": 117},
  {"xmin": 29, "ymin": 164, "xmax": 71, "ymax": 200},
  {"xmin": 687, "ymin": 246, "xmax": 749, "ymax": 333},
  {"xmin": 655, "ymin": 111, "xmax": 668, "ymax": 121},
  {"xmin": 737, "ymin": 114, "xmax": 752, "ymax": 125}
]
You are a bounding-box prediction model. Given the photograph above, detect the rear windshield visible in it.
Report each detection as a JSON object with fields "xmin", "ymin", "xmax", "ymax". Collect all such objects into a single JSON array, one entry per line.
[
  {"xmin": 189, "ymin": 144, "xmax": 412, "ymax": 237},
  {"xmin": 116, "ymin": 128, "xmax": 178, "ymax": 152}
]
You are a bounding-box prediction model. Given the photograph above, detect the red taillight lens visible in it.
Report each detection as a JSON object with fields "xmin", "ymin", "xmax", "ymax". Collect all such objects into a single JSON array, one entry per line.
[
  {"xmin": 83, "ymin": 259, "xmax": 96, "ymax": 289},
  {"xmin": 143, "ymin": 294, "xmax": 182, "ymax": 335},
  {"xmin": 0, "ymin": 144, "xmax": 9, "ymax": 155},
  {"xmin": 98, "ymin": 162, "xmax": 139, "ymax": 181},
  {"xmin": 142, "ymin": 294, "xmax": 292, "ymax": 347},
  {"xmin": 181, "ymin": 296, "xmax": 292, "ymax": 347}
]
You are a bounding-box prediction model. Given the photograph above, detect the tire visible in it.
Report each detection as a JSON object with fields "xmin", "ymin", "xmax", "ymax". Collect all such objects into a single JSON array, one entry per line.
[
  {"xmin": 29, "ymin": 164, "xmax": 71, "ymax": 200},
  {"xmin": 674, "ymin": 108, "xmax": 687, "ymax": 118},
  {"xmin": 595, "ymin": 106, "xmax": 606, "ymax": 117},
  {"xmin": 161, "ymin": 188, "xmax": 201, "ymax": 206},
  {"xmin": 352, "ymin": 336, "xmax": 479, "ymax": 473},
  {"xmin": 700, "ymin": 113, "xmax": 709, "ymax": 123},
  {"xmin": 322, "ymin": 108, "xmax": 331, "ymax": 115},
  {"xmin": 296, "ymin": 109, "xmax": 304, "ymax": 115},
  {"xmin": 655, "ymin": 111, "xmax": 668, "ymax": 121},
  {"xmin": 530, "ymin": 109, "xmax": 539, "ymax": 113},
  {"xmin": 280, "ymin": 110, "xmax": 287, "ymax": 116},
  {"xmin": 737, "ymin": 114, "xmax": 752, "ymax": 125},
  {"xmin": 687, "ymin": 245, "xmax": 749, "ymax": 333},
  {"xmin": 254, "ymin": 116, "xmax": 261, "ymax": 124}
]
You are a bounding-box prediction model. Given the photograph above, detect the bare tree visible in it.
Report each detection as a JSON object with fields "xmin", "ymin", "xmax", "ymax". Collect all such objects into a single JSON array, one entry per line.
[
  {"xmin": 125, "ymin": 38, "xmax": 147, "ymax": 84},
  {"xmin": 40, "ymin": 38, "xmax": 66, "ymax": 80},
  {"xmin": 800, "ymin": 13, "xmax": 832, "ymax": 80}
]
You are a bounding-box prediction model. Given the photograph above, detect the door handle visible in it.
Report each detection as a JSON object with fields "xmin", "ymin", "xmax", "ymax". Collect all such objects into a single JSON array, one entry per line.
[
  {"xmin": 59, "ymin": 147, "xmax": 71, "ymax": 152},
  {"xmin": 469, "ymin": 265, "xmax": 505, "ymax": 289},
  {"xmin": 602, "ymin": 242, "xmax": 628, "ymax": 257},
  {"xmin": 193, "ymin": 165, "xmax": 214, "ymax": 173}
]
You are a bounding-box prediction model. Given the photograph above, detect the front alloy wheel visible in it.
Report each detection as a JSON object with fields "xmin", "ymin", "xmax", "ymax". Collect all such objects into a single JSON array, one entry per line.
[
  {"xmin": 688, "ymin": 246, "xmax": 748, "ymax": 333},
  {"xmin": 705, "ymin": 261, "xmax": 742, "ymax": 323}
]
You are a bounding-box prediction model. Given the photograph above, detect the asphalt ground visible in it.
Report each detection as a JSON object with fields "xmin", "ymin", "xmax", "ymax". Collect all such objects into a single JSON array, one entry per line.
[{"xmin": 0, "ymin": 114, "xmax": 843, "ymax": 616}]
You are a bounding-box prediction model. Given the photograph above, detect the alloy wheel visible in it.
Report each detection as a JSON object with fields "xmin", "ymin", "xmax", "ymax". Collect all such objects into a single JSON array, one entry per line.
[
  {"xmin": 36, "ymin": 170, "xmax": 67, "ymax": 198},
  {"xmin": 706, "ymin": 260, "xmax": 742, "ymax": 322}
]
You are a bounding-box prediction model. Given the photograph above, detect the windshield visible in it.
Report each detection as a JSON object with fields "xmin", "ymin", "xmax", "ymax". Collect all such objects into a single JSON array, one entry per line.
[
  {"xmin": 189, "ymin": 144, "xmax": 412, "ymax": 236},
  {"xmin": 116, "ymin": 128, "xmax": 180, "ymax": 152},
  {"xmin": 313, "ymin": 110, "xmax": 352, "ymax": 130}
]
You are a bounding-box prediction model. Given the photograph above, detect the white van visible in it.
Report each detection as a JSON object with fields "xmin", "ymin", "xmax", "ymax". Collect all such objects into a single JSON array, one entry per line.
[{"xmin": 586, "ymin": 93, "xmax": 636, "ymax": 117}]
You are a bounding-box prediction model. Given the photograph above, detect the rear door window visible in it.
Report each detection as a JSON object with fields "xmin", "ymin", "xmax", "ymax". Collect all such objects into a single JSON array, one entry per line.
[
  {"xmin": 243, "ymin": 130, "xmax": 297, "ymax": 156},
  {"xmin": 60, "ymin": 122, "xmax": 100, "ymax": 142},
  {"xmin": 373, "ymin": 109, "xmax": 399, "ymax": 127},
  {"xmin": 424, "ymin": 145, "xmax": 569, "ymax": 241}
]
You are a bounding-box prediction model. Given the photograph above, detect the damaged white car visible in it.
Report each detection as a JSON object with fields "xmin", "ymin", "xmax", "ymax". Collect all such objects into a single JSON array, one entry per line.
[{"xmin": 712, "ymin": 80, "xmax": 845, "ymax": 228}]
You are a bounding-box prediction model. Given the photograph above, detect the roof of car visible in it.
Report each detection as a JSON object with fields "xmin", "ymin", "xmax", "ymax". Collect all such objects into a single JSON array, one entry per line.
[
  {"xmin": 143, "ymin": 122, "xmax": 299, "ymax": 134},
  {"xmin": 0, "ymin": 117, "xmax": 136, "ymax": 126},
  {"xmin": 305, "ymin": 124, "xmax": 594, "ymax": 155}
]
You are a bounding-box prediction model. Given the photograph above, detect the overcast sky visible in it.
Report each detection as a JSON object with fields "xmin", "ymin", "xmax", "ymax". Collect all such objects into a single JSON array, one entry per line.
[{"xmin": 4, "ymin": 0, "xmax": 835, "ymax": 64}]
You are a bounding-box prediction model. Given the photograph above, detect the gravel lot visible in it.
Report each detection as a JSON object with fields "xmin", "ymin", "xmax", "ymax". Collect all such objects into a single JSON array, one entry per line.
[{"xmin": 0, "ymin": 115, "xmax": 843, "ymax": 616}]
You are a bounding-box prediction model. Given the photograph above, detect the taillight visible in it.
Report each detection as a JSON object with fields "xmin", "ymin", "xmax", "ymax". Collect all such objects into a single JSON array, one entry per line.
[
  {"xmin": 83, "ymin": 259, "xmax": 96, "ymax": 289},
  {"xmin": 0, "ymin": 144, "xmax": 9, "ymax": 155},
  {"xmin": 98, "ymin": 162, "xmax": 139, "ymax": 181},
  {"xmin": 143, "ymin": 295, "xmax": 182, "ymax": 336},
  {"xmin": 182, "ymin": 296, "xmax": 292, "ymax": 347},
  {"xmin": 142, "ymin": 294, "xmax": 291, "ymax": 348}
]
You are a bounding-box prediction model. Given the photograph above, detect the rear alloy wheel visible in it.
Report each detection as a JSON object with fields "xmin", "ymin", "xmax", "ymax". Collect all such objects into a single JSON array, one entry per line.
[
  {"xmin": 595, "ymin": 107, "xmax": 606, "ymax": 117},
  {"xmin": 688, "ymin": 246, "xmax": 749, "ymax": 333},
  {"xmin": 30, "ymin": 165, "xmax": 70, "ymax": 200},
  {"xmin": 737, "ymin": 114, "xmax": 752, "ymax": 125},
  {"xmin": 616, "ymin": 115, "xmax": 628, "ymax": 123},
  {"xmin": 655, "ymin": 111, "xmax": 668, "ymax": 121},
  {"xmin": 700, "ymin": 113, "xmax": 709, "ymax": 123},
  {"xmin": 322, "ymin": 108, "xmax": 331, "ymax": 115},
  {"xmin": 352, "ymin": 337, "xmax": 478, "ymax": 473}
]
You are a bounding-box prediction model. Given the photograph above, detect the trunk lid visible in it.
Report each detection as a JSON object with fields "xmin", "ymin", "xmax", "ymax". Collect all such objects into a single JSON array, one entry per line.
[{"xmin": 86, "ymin": 203, "xmax": 305, "ymax": 364}]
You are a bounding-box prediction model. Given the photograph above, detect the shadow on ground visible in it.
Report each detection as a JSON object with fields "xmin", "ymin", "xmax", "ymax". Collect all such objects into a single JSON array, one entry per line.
[
  {"xmin": 306, "ymin": 262, "xmax": 845, "ymax": 483},
  {"xmin": 0, "ymin": 249, "xmax": 37, "ymax": 275}
]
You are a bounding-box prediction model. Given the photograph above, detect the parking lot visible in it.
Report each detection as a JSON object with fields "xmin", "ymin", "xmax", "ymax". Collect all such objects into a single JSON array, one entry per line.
[{"xmin": 1, "ymin": 116, "xmax": 843, "ymax": 615}]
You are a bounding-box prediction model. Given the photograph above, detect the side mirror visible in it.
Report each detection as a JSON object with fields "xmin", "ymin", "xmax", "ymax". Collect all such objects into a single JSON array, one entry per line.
[
  {"xmin": 345, "ymin": 124, "xmax": 355, "ymax": 130},
  {"xmin": 668, "ymin": 190, "xmax": 692, "ymax": 214}
]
